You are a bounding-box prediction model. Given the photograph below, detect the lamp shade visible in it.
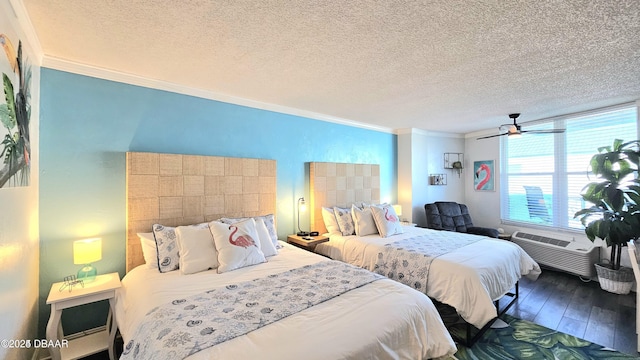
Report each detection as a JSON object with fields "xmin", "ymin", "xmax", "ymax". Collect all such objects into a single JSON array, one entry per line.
[
  {"xmin": 392, "ymin": 204, "xmax": 402, "ymax": 217},
  {"xmin": 73, "ymin": 238, "xmax": 102, "ymax": 265}
]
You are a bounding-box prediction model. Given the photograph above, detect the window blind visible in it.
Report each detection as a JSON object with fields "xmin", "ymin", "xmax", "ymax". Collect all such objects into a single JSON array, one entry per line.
[{"xmin": 500, "ymin": 103, "xmax": 638, "ymax": 231}]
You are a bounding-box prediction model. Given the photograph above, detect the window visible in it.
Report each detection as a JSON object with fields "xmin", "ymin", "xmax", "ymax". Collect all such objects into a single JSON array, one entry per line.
[{"xmin": 500, "ymin": 103, "xmax": 638, "ymax": 231}]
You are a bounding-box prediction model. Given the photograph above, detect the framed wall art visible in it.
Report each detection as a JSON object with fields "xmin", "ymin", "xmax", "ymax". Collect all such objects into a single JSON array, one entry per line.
[{"xmin": 473, "ymin": 160, "xmax": 494, "ymax": 191}]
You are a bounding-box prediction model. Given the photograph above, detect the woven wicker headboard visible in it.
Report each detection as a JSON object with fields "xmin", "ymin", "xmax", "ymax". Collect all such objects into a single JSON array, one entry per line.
[
  {"xmin": 126, "ymin": 152, "xmax": 276, "ymax": 272},
  {"xmin": 309, "ymin": 162, "xmax": 380, "ymax": 235}
]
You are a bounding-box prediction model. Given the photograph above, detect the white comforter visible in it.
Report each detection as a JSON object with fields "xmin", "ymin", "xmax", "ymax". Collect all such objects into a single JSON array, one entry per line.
[
  {"xmin": 315, "ymin": 226, "xmax": 541, "ymax": 329},
  {"xmin": 115, "ymin": 241, "xmax": 456, "ymax": 360}
]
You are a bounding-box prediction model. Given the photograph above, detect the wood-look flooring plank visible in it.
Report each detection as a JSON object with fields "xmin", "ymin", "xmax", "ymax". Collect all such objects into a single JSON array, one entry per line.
[
  {"xmin": 584, "ymin": 306, "xmax": 617, "ymax": 348},
  {"xmin": 565, "ymin": 283, "xmax": 597, "ymax": 320},
  {"xmin": 556, "ymin": 316, "xmax": 587, "ymax": 339},
  {"xmin": 532, "ymin": 290, "xmax": 570, "ymax": 329},
  {"xmin": 615, "ymin": 304, "xmax": 637, "ymax": 355}
]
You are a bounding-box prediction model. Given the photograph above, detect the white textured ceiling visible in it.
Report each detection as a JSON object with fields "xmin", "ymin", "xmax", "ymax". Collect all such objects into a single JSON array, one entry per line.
[{"xmin": 22, "ymin": 0, "xmax": 640, "ymax": 134}]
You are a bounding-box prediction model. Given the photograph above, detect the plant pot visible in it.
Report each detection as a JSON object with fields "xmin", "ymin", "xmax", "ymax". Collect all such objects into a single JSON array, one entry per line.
[{"xmin": 594, "ymin": 263, "xmax": 634, "ymax": 294}]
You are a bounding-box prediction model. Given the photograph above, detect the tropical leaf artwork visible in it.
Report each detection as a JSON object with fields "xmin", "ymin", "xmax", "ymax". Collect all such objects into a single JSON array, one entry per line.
[
  {"xmin": 0, "ymin": 34, "xmax": 31, "ymax": 188},
  {"xmin": 445, "ymin": 314, "xmax": 638, "ymax": 360}
]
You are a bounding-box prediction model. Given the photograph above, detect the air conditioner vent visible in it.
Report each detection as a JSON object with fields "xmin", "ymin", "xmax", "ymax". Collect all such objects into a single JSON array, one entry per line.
[
  {"xmin": 512, "ymin": 231, "xmax": 599, "ymax": 277},
  {"xmin": 516, "ymin": 232, "xmax": 571, "ymax": 248}
]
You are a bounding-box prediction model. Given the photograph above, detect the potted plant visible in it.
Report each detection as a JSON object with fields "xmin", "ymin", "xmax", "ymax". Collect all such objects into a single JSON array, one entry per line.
[{"xmin": 574, "ymin": 139, "xmax": 640, "ymax": 294}]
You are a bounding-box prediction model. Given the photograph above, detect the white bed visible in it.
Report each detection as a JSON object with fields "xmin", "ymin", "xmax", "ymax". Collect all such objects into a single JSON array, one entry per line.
[
  {"xmin": 115, "ymin": 241, "xmax": 457, "ymax": 360},
  {"xmin": 315, "ymin": 225, "xmax": 541, "ymax": 329}
]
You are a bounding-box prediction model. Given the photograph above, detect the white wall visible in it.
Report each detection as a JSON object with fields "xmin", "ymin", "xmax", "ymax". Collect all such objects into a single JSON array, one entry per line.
[
  {"xmin": 397, "ymin": 129, "xmax": 465, "ymax": 227},
  {"xmin": 0, "ymin": 2, "xmax": 40, "ymax": 359},
  {"xmin": 463, "ymin": 136, "xmax": 503, "ymax": 229}
]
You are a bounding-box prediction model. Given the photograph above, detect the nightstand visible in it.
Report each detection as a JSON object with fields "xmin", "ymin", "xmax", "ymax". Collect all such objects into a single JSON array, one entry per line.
[
  {"xmin": 46, "ymin": 272, "xmax": 121, "ymax": 360},
  {"xmin": 287, "ymin": 234, "xmax": 329, "ymax": 252}
]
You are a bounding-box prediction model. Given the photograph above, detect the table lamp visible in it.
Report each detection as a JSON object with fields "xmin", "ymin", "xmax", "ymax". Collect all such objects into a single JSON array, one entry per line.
[
  {"xmin": 392, "ymin": 204, "xmax": 402, "ymax": 217},
  {"xmin": 73, "ymin": 238, "xmax": 102, "ymax": 282},
  {"xmin": 297, "ymin": 197, "xmax": 309, "ymax": 236},
  {"xmin": 393, "ymin": 204, "xmax": 405, "ymax": 223}
]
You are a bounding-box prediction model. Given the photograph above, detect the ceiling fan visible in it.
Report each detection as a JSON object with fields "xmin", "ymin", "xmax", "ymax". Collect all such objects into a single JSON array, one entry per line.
[{"xmin": 477, "ymin": 113, "xmax": 565, "ymax": 140}]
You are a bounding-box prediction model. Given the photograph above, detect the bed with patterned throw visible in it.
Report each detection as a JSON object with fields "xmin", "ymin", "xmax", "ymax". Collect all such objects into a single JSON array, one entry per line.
[
  {"xmin": 115, "ymin": 242, "xmax": 457, "ymax": 360},
  {"xmin": 315, "ymin": 226, "xmax": 541, "ymax": 330}
]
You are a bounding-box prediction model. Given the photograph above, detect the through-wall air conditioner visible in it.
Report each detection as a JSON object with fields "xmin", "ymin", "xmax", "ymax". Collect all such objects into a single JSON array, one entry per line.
[{"xmin": 511, "ymin": 231, "xmax": 600, "ymax": 278}]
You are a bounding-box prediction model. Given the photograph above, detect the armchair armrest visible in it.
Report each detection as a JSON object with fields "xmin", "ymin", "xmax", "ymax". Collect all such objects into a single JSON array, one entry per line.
[{"xmin": 467, "ymin": 226, "xmax": 499, "ymax": 238}]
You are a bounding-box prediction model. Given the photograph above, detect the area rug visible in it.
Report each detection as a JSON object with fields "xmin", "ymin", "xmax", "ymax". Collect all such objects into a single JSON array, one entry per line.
[{"xmin": 440, "ymin": 311, "xmax": 639, "ymax": 359}]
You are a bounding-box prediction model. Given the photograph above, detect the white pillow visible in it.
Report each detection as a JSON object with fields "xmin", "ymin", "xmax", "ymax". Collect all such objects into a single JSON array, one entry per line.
[
  {"xmin": 137, "ymin": 232, "xmax": 158, "ymax": 270},
  {"xmin": 255, "ymin": 218, "xmax": 278, "ymax": 257},
  {"xmin": 176, "ymin": 225, "xmax": 218, "ymax": 275},
  {"xmin": 221, "ymin": 214, "xmax": 278, "ymax": 249},
  {"xmin": 321, "ymin": 207, "xmax": 340, "ymax": 234},
  {"xmin": 351, "ymin": 205, "xmax": 378, "ymax": 236},
  {"xmin": 334, "ymin": 206, "xmax": 355, "ymax": 236},
  {"xmin": 370, "ymin": 204, "xmax": 404, "ymax": 238},
  {"xmin": 153, "ymin": 222, "xmax": 209, "ymax": 273},
  {"xmin": 209, "ymin": 219, "xmax": 267, "ymax": 273}
]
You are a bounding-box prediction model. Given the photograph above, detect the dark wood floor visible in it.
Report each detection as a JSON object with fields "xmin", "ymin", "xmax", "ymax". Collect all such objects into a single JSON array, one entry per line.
[
  {"xmin": 501, "ymin": 267, "xmax": 638, "ymax": 356},
  {"xmin": 81, "ymin": 267, "xmax": 638, "ymax": 359}
]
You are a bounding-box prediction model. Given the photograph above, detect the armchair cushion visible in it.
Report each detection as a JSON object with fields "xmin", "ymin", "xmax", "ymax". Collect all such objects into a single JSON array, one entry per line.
[{"xmin": 425, "ymin": 201, "xmax": 498, "ymax": 238}]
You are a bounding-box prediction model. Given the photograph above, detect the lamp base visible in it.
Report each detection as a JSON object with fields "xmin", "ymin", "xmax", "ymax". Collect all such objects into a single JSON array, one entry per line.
[
  {"xmin": 77, "ymin": 264, "xmax": 97, "ymax": 283},
  {"xmin": 296, "ymin": 231, "xmax": 310, "ymax": 236}
]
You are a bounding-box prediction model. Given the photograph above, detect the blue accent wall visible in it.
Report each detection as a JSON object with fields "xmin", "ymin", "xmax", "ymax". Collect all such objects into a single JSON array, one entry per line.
[{"xmin": 38, "ymin": 68, "xmax": 397, "ymax": 336}]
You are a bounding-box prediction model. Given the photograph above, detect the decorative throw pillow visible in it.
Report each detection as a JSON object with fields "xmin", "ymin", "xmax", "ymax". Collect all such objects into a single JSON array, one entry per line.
[
  {"xmin": 137, "ymin": 232, "xmax": 158, "ymax": 270},
  {"xmin": 153, "ymin": 222, "xmax": 209, "ymax": 273},
  {"xmin": 334, "ymin": 206, "xmax": 355, "ymax": 236},
  {"xmin": 370, "ymin": 204, "xmax": 404, "ymax": 238},
  {"xmin": 176, "ymin": 225, "xmax": 218, "ymax": 275},
  {"xmin": 152, "ymin": 224, "xmax": 180, "ymax": 273},
  {"xmin": 255, "ymin": 218, "xmax": 278, "ymax": 257},
  {"xmin": 321, "ymin": 206, "xmax": 341, "ymax": 234},
  {"xmin": 209, "ymin": 219, "xmax": 267, "ymax": 273},
  {"xmin": 221, "ymin": 214, "xmax": 278, "ymax": 248},
  {"xmin": 351, "ymin": 205, "xmax": 379, "ymax": 236}
]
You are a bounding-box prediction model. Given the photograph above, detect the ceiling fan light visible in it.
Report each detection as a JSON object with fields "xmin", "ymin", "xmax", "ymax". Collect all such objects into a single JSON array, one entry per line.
[{"xmin": 508, "ymin": 132, "xmax": 522, "ymax": 139}]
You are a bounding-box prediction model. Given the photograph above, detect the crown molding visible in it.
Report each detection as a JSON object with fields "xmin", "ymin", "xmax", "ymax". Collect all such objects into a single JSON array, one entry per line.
[
  {"xmin": 395, "ymin": 128, "xmax": 463, "ymax": 138},
  {"xmin": 464, "ymin": 128, "xmax": 499, "ymax": 139},
  {"xmin": 41, "ymin": 55, "xmax": 395, "ymax": 134}
]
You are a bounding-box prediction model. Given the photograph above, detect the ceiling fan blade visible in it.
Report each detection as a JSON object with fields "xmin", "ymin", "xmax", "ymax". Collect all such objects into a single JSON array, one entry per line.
[
  {"xmin": 477, "ymin": 133, "xmax": 508, "ymax": 140},
  {"xmin": 479, "ymin": 113, "xmax": 566, "ymax": 140},
  {"xmin": 520, "ymin": 129, "xmax": 566, "ymax": 134}
]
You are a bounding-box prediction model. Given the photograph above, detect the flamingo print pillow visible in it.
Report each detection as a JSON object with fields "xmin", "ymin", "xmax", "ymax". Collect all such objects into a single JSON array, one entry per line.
[
  {"xmin": 370, "ymin": 204, "xmax": 404, "ymax": 238},
  {"xmin": 209, "ymin": 219, "xmax": 267, "ymax": 274}
]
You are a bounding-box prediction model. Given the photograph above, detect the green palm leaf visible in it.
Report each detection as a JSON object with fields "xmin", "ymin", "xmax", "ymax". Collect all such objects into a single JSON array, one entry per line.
[
  {"xmin": 2, "ymin": 73, "xmax": 16, "ymax": 127},
  {"xmin": 0, "ymin": 103, "xmax": 14, "ymax": 129}
]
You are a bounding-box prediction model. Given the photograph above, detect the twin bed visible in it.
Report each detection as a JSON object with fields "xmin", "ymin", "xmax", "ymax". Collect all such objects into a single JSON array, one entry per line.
[{"xmin": 116, "ymin": 153, "xmax": 457, "ymax": 360}]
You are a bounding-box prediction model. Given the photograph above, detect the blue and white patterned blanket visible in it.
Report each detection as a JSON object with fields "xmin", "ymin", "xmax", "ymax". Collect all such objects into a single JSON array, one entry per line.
[
  {"xmin": 120, "ymin": 261, "xmax": 383, "ymax": 360},
  {"xmin": 374, "ymin": 234, "xmax": 480, "ymax": 292}
]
